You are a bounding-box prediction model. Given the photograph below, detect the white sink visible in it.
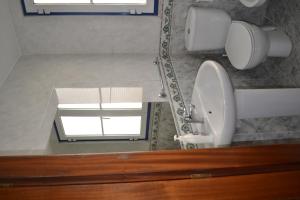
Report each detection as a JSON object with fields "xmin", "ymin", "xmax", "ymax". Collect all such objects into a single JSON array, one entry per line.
[
  {"xmin": 240, "ymin": 0, "xmax": 267, "ymax": 7},
  {"xmin": 178, "ymin": 60, "xmax": 300, "ymax": 148},
  {"xmin": 191, "ymin": 61, "xmax": 236, "ymax": 147}
]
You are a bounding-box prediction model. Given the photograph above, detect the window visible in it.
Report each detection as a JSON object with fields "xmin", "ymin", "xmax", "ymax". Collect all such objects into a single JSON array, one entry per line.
[
  {"xmin": 54, "ymin": 88, "xmax": 150, "ymax": 142},
  {"xmin": 22, "ymin": 0, "xmax": 159, "ymax": 15}
]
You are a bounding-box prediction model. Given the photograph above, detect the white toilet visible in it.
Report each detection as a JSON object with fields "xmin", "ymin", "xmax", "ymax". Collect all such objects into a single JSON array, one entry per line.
[{"xmin": 185, "ymin": 7, "xmax": 292, "ymax": 70}]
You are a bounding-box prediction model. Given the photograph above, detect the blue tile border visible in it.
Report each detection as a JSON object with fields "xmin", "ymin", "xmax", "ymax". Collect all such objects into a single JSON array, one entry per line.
[
  {"xmin": 150, "ymin": 102, "xmax": 162, "ymax": 150},
  {"xmin": 158, "ymin": 0, "xmax": 194, "ymax": 143}
]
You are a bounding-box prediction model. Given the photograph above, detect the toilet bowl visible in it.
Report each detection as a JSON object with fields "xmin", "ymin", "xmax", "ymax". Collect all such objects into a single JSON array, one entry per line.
[
  {"xmin": 225, "ymin": 21, "xmax": 292, "ymax": 70},
  {"xmin": 185, "ymin": 7, "xmax": 292, "ymax": 70}
]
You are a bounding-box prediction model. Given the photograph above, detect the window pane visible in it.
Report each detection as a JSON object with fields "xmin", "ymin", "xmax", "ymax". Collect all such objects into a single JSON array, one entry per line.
[
  {"xmin": 102, "ymin": 116, "xmax": 141, "ymax": 135},
  {"xmin": 93, "ymin": 0, "xmax": 147, "ymax": 4},
  {"xmin": 34, "ymin": 0, "xmax": 147, "ymax": 4},
  {"xmin": 101, "ymin": 87, "xmax": 143, "ymax": 104},
  {"xmin": 58, "ymin": 104, "xmax": 100, "ymax": 109},
  {"xmin": 61, "ymin": 116, "xmax": 102, "ymax": 136},
  {"xmin": 34, "ymin": 0, "xmax": 90, "ymax": 4},
  {"xmin": 101, "ymin": 103, "xmax": 142, "ymax": 109},
  {"xmin": 56, "ymin": 88, "xmax": 100, "ymax": 105}
]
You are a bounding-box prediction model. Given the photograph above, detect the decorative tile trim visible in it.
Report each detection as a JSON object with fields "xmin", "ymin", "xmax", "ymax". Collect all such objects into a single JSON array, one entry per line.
[
  {"xmin": 158, "ymin": 0, "xmax": 192, "ymax": 138},
  {"xmin": 158, "ymin": 0, "xmax": 209, "ymax": 149},
  {"xmin": 150, "ymin": 102, "xmax": 162, "ymax": 150}
]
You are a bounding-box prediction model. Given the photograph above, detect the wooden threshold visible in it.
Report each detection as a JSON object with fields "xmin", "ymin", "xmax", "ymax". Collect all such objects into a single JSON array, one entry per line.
[
  {"xmin": 0, "ymin": 144, "xmax": 300, "ymax": 186},
  {"xmin": 1, "ymin": 170, "xmax": 300, "ymax": 200}
]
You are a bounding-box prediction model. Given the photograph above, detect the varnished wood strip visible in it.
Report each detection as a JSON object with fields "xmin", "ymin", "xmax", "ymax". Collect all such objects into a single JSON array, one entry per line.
[
  {"xmin": 1, "ymin": 162, "xmax": 300, "ymax": 186},
  {"xmin": 1, "ymin": 170, "xmax": 300, "ymax": 200},
  {"xmin": 1, "ymin": 144, "xmax": 300, "ymax": 186},
  {"xmin": 1, "ymin": 144, "xmax": 300, "ymax": 178}
]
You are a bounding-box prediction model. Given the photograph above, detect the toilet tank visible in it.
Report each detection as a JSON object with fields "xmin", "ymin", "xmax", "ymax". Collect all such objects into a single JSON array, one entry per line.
[{"xmin": 185, "ymin": 7, "xmax": 232, "ymax": 51}]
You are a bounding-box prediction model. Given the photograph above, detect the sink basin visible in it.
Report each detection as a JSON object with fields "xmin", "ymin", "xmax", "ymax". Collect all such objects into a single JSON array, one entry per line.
[
  {"xmin": 177, "ymin": 60, "xmax": 300, "ymax": 148},
  {"xmin": 192, "ymin": 61, "xmax": 236, "ymax": 146},
  {"xmin": 240, "ymin": 0, "xmax": 267, "ymax": 7}
]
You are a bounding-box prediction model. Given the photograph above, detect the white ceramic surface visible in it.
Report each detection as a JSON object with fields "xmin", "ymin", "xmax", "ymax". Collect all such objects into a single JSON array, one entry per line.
[
  {"xmin": 226, "ymin": 22, "xmax": 292, "ymax": 70},
  {"xmin": 235, "ymin": 89, "xmax": 300, "ymax": 119},
  {"xmin": 225, "ymin": 21, "xmax": 269, "ymax": 70},
  {"xmin": 240, "ymin": 0, "xmax": 267, "ymax": 7},
  {"xmin": 185, "ymin": 7, "xmax": 231, "ymax": 51},
  {"xmin": 189, "ymin": 61, "xmax": 300, "ymax": 147},
  {"xmin": 266, "ymin": 30, "xmax": 293, "ymax": 57},
  {"xmin": 192, "ymin": 61, "xmax": 236, "ymax": 147},
  {"xmin": 185, "ymin": 7, "xmax": 292, "ymax": 70}
]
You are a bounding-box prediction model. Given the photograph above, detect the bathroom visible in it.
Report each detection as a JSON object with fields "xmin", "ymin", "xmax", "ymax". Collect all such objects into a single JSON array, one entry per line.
[
  {"xmin": 167, "ymin": 0, "xmax": 300, "ymax": 148},
  {"xmin": 0, "ymin": 0, "xmax": 299, "ymax": 155}
]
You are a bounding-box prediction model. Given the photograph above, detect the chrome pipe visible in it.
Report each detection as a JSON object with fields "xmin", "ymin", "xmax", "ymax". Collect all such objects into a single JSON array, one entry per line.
[{"xmin": 154, "ymin": 57, "xmax": 167, "ymax": 98}]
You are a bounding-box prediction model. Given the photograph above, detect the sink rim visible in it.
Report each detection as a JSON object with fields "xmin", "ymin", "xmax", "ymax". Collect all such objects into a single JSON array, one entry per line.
[
  {"xmin": 240, "ymin": 0, "xmax": 267, "ymax": 7},
  {"xmin": 195, "ymin": 60, "xmax": 236, "ymax": 146}
]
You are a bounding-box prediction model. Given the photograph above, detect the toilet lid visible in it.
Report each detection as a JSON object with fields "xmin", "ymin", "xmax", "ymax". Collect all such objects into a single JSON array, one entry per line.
[{"xmin": 225, "ymin": 22, "xmax": 254, "ymax": 70}]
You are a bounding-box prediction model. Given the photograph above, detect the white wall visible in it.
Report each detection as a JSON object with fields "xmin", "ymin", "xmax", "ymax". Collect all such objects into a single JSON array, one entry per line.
[
  {"xmin": 9, "ymin": 0, "xmax": 161, "ymax": 55},
  {"xmin": 0, "ymin": 54, "xmax": 165, "ymax": 155},
  {"xmin": 0, "ymin": 0, "xmax": 21, "ymax": 87}
]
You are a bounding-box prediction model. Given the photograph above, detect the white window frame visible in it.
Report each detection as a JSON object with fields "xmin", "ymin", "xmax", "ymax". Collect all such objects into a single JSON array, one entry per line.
[
  {"xmin": 22, "ymin": 0, "xmax": 158, "ymax": 15},
  {"xmin": 55, "ymin": 103, "xmax": 149, "ymax": 142}
]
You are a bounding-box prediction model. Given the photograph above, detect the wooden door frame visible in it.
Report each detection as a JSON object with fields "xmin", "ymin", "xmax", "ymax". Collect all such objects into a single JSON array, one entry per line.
[
  {"xmin": 1, "ymin": 144, "xmax": 300, "ymax": 186},
  {"xmin": 1, "ymin": 144, "xmax": 300, "ymax": 199}
]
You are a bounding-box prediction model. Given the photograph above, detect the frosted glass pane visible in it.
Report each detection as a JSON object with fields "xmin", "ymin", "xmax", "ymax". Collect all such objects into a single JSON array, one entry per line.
[
  {"xmin": 34, "ymin": 0, "xmax": 90, "ymax": 4},
  {"xmin": 58, "ymin": 104, "xmax": 100, "ymax": 109},
  {"xmin": 56, "ymin": 88, "xmax": 100, "ymax": 105},
  {"xmin": 34, "ymin": 0, "xmax": 146, "ymax": 4},
  {"xmin": 61, "ymin": 116, "xmax": 102, "ymax": 136},
  {"xmin": 101, "ymin": 103, "xmax": 142, "ymax": 109},
  {"xmin": 93, "ymin": 0, "xmax": 146, "ymax": 4},
  {"xmin": 101, "ymin": 87, "xmax": 143, "ymax": 104},
  {"xmin": 102, "ymin": 116, "xmax": 141, "ymax": 135}
]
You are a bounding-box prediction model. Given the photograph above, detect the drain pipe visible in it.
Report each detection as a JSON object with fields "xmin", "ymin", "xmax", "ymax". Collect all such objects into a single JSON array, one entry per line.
[{"xmin": 154, "ymin": 57, "xmax": 167, "ymax": 98}]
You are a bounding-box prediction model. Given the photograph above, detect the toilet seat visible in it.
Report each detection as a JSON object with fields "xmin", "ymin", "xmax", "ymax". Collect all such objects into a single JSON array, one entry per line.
[{"xmin": 225, "ymin": 21, "xmax": 269, "ymax": 70}]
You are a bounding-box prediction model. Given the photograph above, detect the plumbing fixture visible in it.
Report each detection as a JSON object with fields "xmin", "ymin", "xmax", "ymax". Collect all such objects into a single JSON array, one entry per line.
[
  {"xmin": 184, "ymin": 104, "xmax": 204, "ymax": 124},
  {"xmin": 154, "ymin": 57, "xmax": 167, "ymax": 98}
]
